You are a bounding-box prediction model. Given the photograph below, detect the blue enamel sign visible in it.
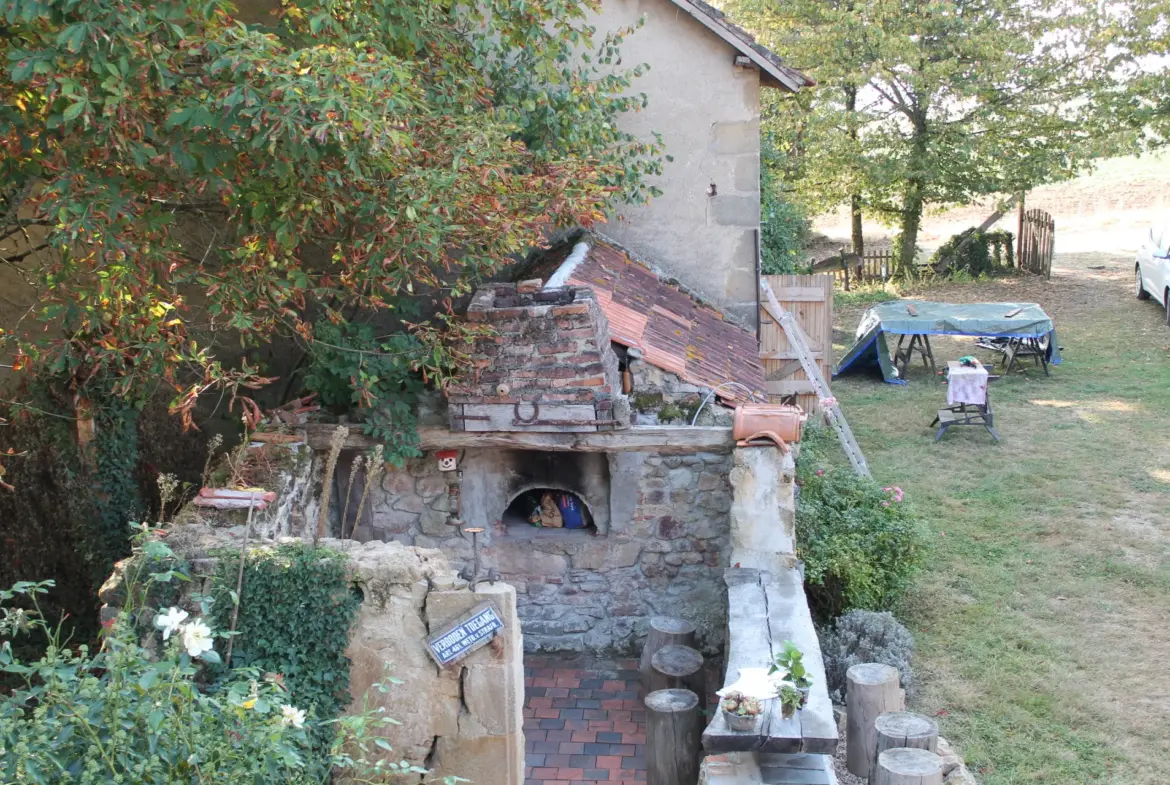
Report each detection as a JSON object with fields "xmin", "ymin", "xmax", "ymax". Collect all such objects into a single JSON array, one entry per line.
[{"xmin": 425, "ymin": 602, "xmax": 504, "ymax": 667}]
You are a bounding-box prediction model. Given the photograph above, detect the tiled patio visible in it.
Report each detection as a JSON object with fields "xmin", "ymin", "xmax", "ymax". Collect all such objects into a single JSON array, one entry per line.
[{"xmin": 523, "ymin": 657, "xmax": 648, "ymax": 785}]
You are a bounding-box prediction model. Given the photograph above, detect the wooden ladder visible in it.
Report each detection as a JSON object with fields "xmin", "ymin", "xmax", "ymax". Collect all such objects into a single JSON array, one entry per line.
[{"xmin": 760, "ymin": 278, "xmax": 871, "ymax": 479}]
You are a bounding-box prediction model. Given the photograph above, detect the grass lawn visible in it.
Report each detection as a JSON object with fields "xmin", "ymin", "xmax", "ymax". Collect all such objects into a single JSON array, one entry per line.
[{"xmin": 829, "ymin": 252, "xmax": 1170, "ymax": 784}]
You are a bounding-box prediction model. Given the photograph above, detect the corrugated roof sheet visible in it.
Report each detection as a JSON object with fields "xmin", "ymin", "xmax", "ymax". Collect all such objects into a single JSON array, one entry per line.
[{"xmin": 566, "ymin": 240, "xmax": 765, "ymax": 402}]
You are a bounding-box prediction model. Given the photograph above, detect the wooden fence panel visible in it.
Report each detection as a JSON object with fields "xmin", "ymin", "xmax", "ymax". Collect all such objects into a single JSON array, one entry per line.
[
  {"xmin": 1018, "ymin": 209, "xmax": 1055, "ymax": 279},
  {"xmin": 830, "ymin": 250, "xmax": 895, "ymax": 289},
  {"xmin": 760, "ymin": 274, "xmax": 833, "ymax": 414}
]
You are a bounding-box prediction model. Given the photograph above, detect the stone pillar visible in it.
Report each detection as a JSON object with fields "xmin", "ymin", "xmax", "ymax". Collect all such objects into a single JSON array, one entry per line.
[
  {"xmin": 425, "ymin": 581, "xmax": 525, "ymax": 785},
  {"xmin": 343, "ymin": 546, "xmax": 524, "ymax": 785},
  {"xmin": 728, "ymin": 446, "xmax": 796, "ymax": 571}
]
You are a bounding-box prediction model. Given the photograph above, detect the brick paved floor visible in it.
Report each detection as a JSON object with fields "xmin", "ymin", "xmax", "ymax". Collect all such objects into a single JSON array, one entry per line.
[{"xmin": 523, "ymin": 656, "xmax": 648, "ymax": 785}]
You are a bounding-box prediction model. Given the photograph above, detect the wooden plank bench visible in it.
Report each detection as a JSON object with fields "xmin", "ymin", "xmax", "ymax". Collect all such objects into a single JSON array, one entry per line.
[
  {"xmin": 702, "ymin": 568, "xmax": 838, "ymax": 756},
  {"xmin": 759, "ymin": 753, "xmax": 838, "ymax": 784}
]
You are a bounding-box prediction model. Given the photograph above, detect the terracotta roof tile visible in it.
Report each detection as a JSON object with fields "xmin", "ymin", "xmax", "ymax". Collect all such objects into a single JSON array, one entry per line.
[{"xmin": 566, "ymin": 238, "xmax": 765, "ymax": 401}]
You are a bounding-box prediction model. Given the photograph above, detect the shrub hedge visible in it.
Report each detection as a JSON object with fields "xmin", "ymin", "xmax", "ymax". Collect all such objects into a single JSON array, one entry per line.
[{"xmin": 795, "ymin": 425, "xmax": 927, "ymax": 619}]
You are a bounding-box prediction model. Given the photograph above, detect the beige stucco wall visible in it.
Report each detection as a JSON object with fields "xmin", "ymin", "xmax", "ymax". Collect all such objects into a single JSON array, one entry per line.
[{"xmin": 590, "ymin": 0, "xmax": 763, "ymax": 328}]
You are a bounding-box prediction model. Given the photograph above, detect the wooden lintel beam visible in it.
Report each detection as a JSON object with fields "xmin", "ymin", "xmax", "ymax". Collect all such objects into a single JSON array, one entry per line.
[{"xmin": 302, "ymin": 423, "xmax": 737, "ymax": 455}]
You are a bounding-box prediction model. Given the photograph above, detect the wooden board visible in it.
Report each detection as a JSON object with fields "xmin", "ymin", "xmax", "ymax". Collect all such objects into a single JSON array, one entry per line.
[
  {"xmin": 702, "ymin": 568, "xmax": 839, "ymax": 756},
  {"xmin": 760, "ymin": 275, "xmax": 833, "ymax": 415},
  {"xmin": 458, "ymin": 403, "xmax": 599, "ymax": 432},
  {"xmin": 763, "ymin": 569, "xmax": 838, "ymax": 754},
  {"xmin": 759, "ymin": 753, "xmax": 838, "ymax": 785},
  {"xmin": 304, "ymin": 423, "xmax": 737, "ymax": 454},
  {"xmin": 1018, "ymin": 208, "xmax": 1055, "ymax": 280}
]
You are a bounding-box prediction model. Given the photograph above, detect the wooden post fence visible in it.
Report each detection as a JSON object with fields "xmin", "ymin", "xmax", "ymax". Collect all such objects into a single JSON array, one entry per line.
[{"xmin": 1018, "ymin": 208, "xmax": 1055, "ymax": 279}]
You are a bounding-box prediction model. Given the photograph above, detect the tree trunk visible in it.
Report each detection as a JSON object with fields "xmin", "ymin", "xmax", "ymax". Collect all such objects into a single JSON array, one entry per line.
[
  {"xmin": 645, "ymin": 689, "xmax": 701, "ymax": 785},
  {"xmin": 873, "ymin": 711, "xmax": 939, "ymax": 773},
  {"xmin": 898, "ymin": 179, "xmax": 924, "ymax": 274},
  {"xmin": 873, "ymin": 748, "xmax": 944, "ymax": 785},
  {"xmin": 851, "ymin": 194, "xmax": 864, "ymax": 258},
  {"xmin": 639, "ymin": 617, "xmax": 697, "ymax": 689},
  {"xmin": 844, "ymin": 84, "xmax": 864, "ymax": 257},
  {"xmin": 648, "ymin": 644, "xmax": 705, "ymax": 705},
  {"xmin": 897, "ymin": 114, "xmax": 929, "ymax": 275},
  {"xmin": 845, "ymin": 663, "xmax": 903, "ymax": 778}
]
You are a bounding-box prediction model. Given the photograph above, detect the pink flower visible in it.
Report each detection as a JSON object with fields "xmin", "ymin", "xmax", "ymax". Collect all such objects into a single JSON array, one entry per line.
[
  {"xmin": 881, "ymin": 501, "xmax": 890, "ymax": 507},
  {"xmin": 816, "ymin": 469, "xmax": 824, "ymax": 476}
]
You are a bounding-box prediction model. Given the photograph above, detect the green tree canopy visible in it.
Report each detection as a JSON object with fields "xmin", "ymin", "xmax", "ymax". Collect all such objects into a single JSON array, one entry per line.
[
  {"xmin": 0, "ymin": 0, "xmax": 661, "ymax": 457},
  {"xmin": 727, "ymin": 0, "xmax": 1123, "ymax": 271}
]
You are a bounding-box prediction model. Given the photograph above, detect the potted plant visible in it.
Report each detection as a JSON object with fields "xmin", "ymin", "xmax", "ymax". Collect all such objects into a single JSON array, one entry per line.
[
  {"xmin": 719, "ymin": 691, "xmax": 763, "ymax": 732},
  {"xmin": 779, "ymin": 685, "xmax": 803, "ymax": 720},
  {"xmin": 770, "ymin": 640, "xmax": 813, "ymax": 706}
]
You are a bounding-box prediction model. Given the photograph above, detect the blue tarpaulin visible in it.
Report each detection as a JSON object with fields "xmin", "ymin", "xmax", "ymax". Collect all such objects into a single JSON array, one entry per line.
[{"xmin": 835, "ymin": 300, "xmax": 1060, "ymax": 383}]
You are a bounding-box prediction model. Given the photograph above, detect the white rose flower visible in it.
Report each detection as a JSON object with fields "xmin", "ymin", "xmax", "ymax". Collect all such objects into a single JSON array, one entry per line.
[
  {"xmin": 155, "ymin": 607, "xmax": 188, "ymax": 641},
  {"xmin": 280, "ymin": 704, "xmax": 306, "ymax": 729},
  {"xmin": 181, "ymin": 619, "xmax": 214, "ymax": 659}
]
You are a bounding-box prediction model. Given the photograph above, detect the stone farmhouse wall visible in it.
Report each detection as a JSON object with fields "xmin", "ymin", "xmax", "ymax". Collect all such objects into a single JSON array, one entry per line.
[{"xmin": 587, "ymin": 0, "xmax": 764, "ymax": 328}]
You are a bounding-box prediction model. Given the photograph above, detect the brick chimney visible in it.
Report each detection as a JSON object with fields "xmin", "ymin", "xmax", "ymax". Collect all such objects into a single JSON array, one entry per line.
[{"xmin": 447, "ymin": 282, "xmax": 629, "ymax": 432}]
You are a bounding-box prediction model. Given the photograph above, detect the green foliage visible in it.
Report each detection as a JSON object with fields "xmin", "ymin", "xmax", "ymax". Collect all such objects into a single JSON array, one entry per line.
[
  {"xmin": 821, "ymin": 610, "xmax": 915, "ymax": 703},
  {"xmin": 778, "ymin": 684, "xmax": 802, "ymax": 717},
  {"xmin": 760, "ymin": 193, "xmax": 811, "ymax": 275},
  {"xmin": 90, "ymin": 398, "xmax": 145, "ymax": 570},
  {"xmin": 209, "ymin": 542, "xmax": 360, "ymax": 763},
  {"xmin": 760, "ymin": 121, "xmax": 810, "ymax": 275},
  {"xmin": 302, "ymin": 321, "xmax": 425, "ymax": 465},
  {"xmin": 720, "ymin": 692, "xmax": 762, "ymax": 716},
  {"xmin": 727, "ymin": 0, "xmax": 1120, "ymax": 272},
  {"xmin": 0, "ymin": 542, "xmax": 459, "ymax": 784},
  {"xmin": 833, "ymin": 284, "xmax": 900, "ymax": 307},
  {"xmin": 0, "ymin": 0, "xmax": 663, "ymax": 441},
  {"xmin": 769, "ymin": 640, "xmax": 811, "ymax": 688},
  {"xmin": 930, "ymin": 228, "xmax": 1015, "ymax": 277},
  {"xmin": 795, "ymin": 426, "xmax": 927, "ymax": 619}
]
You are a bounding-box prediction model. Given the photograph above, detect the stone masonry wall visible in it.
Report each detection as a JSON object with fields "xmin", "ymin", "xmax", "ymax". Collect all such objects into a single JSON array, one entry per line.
[
  {"xmin": 353, "ymin": 448, "xmax": 735, "ymax": 655},
  {"xmin": 628, "ymin": 352, "xmax": 735, "ymax": 427},
  {"xmin": 448, "ymin": 283, "xmax": 629, "ymax": 431},
  {"xmin": 100, "ymin": 528, "xmax": 525, "ymax": 785}
]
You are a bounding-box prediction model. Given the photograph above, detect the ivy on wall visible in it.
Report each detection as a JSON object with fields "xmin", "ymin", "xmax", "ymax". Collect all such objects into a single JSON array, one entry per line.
[
  {"xmin": 90, "ymin": 400, "xmax": 145, "ymax": 572},
  {"xmin": 210, "ymin": 543, "xmax": 360, "ymax": 763}
]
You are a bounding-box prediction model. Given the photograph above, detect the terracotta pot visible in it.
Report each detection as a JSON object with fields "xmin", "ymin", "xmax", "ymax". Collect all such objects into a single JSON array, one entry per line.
[{"xmin": 733, "ymin": 404, "xmax": 807, "ymax": 448}]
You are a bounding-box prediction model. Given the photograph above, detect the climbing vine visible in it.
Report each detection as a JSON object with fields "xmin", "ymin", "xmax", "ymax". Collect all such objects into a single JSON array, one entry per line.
[
  {"xmin": 89, "ymin": 399, "xmax": 144, "ymax": 572},
  {"xmin": 209, "ymin": 543, "xmax": 360, "ymax": 766}
]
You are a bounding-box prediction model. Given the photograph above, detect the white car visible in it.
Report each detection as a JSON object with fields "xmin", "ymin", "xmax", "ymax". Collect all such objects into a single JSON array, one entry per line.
[{"xmin": 1136, "ymin": 225, "xmax": 1170, "ymax": 325}]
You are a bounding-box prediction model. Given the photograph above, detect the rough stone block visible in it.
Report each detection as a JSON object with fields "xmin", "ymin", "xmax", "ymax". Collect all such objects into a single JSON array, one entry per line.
[
  {"xmin": 484, "ymin": 544, "xmax": 569, "ymax": 577},
  {"xmin": 710, "ymin": 119, "xmax": 760, "ymax": 155},
  {"xmin": 432, "ymin": 730, "xmax": 522, "ymax": 785},
  {"xmin": 381, "ymin": 470, "xmax": 415, "ymax": 496},
  {"xmin": 711, "ymin": 194, "xmax": 761, "ymax": 227},
  {"xmin": 371, "ymin": 507, "xmax": 419, "ymax": 534},
  {"xmin": 418, "ymin": 507, "xmax": 452, "ymax": 537},
  {"xmin": 734, "ymin": 153, "xmax": 761, "ymax": 192},
  {"xmin": 463, "ymin": 663, "xmax": 521, "ymax": 736},
  {"xmin": 603, "ymin": 540, "xmax": 643, "ymax": 568},
  {"xmin": 391, "ymin": 494, "xmax": 426, "ymax": 514},
  {"xmin": 729, "ymin": 446, "xmax": 796, "ymax": 570},
  {"xmin": 415, "ymin": 473, "xmax": 447, "ymax": 499},
  {"xmin": 667, "ymin": 466, "xmax": 694, "ymax": 489},
  {"xmin": 566, "ymin": 539, "xmax": 608, "ymax": 570}
]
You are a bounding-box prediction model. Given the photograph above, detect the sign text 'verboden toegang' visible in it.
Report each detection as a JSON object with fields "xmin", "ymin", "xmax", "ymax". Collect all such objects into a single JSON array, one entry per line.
[{"xmin": 425, "ymin": 602, "xmax": 504, "ymax": 667}]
